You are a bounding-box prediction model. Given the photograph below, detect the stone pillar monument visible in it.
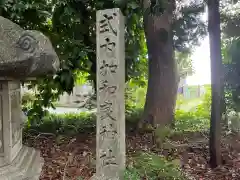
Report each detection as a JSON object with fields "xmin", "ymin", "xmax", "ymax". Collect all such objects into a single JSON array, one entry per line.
[
  {"xmin": 0, "ymin": 16, "xmax": 59, "ymax": 180},
  {"xmin": 94, "ymin": 8, "xmax": 125, "ymax": 180}
]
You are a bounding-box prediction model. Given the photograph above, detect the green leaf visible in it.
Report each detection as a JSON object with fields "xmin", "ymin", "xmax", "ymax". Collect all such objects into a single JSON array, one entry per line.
[{"xmin": 128, "ymin": 2, "xmax": 139, "ymax": 10}]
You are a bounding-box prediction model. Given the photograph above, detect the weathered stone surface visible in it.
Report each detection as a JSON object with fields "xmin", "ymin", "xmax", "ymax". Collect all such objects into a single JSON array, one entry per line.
[
  {"xmin": 0, "ymin": 81, "xmax": 23, "ymax": 166},
  {"xmin": 95, "ymin": 8, "xmax": 125, "ymax": 180},
  {"xmin": 0, "ymin": 146, "xmax": 43, "ymax": 180},
  {"xmin": 0, "ymin": 81, "xmax": 43, "ymax": 180},
  {"xmin": 0, "ymin": 16, "xmax": 59, "ymax": 78}
]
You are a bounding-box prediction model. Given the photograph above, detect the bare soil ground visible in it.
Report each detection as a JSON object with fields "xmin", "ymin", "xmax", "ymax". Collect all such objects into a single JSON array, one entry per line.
[{"xmin": 24, "ymin": 131, "xmax": 240, "ymax": 180}]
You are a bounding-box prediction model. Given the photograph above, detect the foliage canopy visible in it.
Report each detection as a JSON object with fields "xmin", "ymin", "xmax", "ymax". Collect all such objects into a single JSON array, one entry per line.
[{"xmin": 1, "ymin": 0, "xmax": 206, "ymax": 123}]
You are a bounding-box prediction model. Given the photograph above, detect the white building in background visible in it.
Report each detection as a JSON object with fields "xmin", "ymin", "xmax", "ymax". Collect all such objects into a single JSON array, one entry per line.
[
  {"xmin": 58, "ymin": 84, "xmax": 93, "ymax": 107},
  {"xmin": 21, "ymin": 84, "xmax": 94, "ymax": 107},
  {"xmin": 178, "ymin": 77, "xmax": 207, "ymax": 99},
  {"xmin": 178, "ymin": 78, "xmax": 187, "ymax": 96}
]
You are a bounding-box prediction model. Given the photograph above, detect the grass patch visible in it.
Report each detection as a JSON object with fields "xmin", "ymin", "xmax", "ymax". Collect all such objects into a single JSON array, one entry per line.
[
  {"xmin": 175, "ymin": 109, "xmax": 209, "ymax": 132},
  {"xmin": 125, "ymin": 152, "xmax": 186, "ymax": 180}
]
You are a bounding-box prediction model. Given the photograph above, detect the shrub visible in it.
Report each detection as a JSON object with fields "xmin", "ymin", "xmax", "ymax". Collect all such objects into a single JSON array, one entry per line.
[
  {"xmin": 24, "ymin": 107, "xmax": 143, "ymax": 136},
  {"xmin": 175, "ymin": 94, "xmax": 185, "ymax": 110},
  {"xmin": 25, "ymin": 112, "xmax": 96, "ymax": 135},
  {"xmin": 24, "ymin": 86, "xmax": 211, "ymax": 136},
  {"xmin": 22, "ymin": 92, "xmax": 35, "ymax": 111},
  {"xmin": 194, "ymin": 86, "xmax": 211, "ymax": 118},
  {"xmin": 201, "ymin": 86, "xmax": 211, "ymax": 111},
  {"xmin": 174, "ymin": 109, "xmax": 209, "ymax": 132},
  {"xmin": 125, "ymin": 80, "xmax": 147, "ymax": 111},
  {"xmin": 173, "ymin": 87, "xmax": 211, "ymax": 132}
]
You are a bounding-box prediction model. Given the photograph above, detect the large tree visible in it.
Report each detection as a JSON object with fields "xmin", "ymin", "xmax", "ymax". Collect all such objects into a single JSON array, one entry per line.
[
  {"xmin": 141, "ymin": 0, "xmax": 177, "ymax": 126},
  {"xmin": 141, "ymin": 0, "xmax": 205, "ymax": 126},
  {"xmin": 208, "ymin": 0, "xmax": 222, "ymax": 168}
]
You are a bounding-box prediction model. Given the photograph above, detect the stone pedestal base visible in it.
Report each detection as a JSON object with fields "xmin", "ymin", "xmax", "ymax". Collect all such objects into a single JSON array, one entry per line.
[{"xmin": 0, "ymin": 146, "xmax": 43, "ymax": 180}]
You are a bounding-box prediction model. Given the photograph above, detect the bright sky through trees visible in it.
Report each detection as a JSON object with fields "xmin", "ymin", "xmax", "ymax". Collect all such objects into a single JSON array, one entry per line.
[
  {"xmin": 186, "ymin": 11, "xmax": 211, "ymax": 85},
  {"xmin": 186, "ymin": 36, "xmax": 211, "ymax": 85}
]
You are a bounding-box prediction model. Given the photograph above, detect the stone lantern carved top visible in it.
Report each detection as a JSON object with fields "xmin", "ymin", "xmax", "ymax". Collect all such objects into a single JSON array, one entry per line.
[{"xmin": 0, "ymin": 16, "xmax": 60, "ymax": 78}]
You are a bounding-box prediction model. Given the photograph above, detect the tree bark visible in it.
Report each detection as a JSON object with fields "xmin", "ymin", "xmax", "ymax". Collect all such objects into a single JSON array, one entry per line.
[
  {"xmin": 208, "ymin": 0, "xmax": 222, "ymax": 168},
  {"xmin": 0, "ymin": 0, "xmax": 6, "ymax": 16},
  {"xmin": 141, "ymin": 0, "xmax": 178, "ymax": 127},
  {"xmin": 221, "ymin": 85, "xmax": 227, "ymax": 127}
]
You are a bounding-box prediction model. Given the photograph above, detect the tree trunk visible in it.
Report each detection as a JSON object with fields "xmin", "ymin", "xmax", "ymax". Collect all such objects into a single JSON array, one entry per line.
[
  {"xmin": 0, "ymin": 0, "xmax": 6, "ymax": 16},
  {"xmin": 221, "ymin": 85, "xmax": 227, "ymax": 128},
  {"xmin": 141, "ymin": 0, "xmax": 178, "ymax": 127},
  {"xmin": 208, "ymin": 0, "xmax": 222, "ymax": 168}
]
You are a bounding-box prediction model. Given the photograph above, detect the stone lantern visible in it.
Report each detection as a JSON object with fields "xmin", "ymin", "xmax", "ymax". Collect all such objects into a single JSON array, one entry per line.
[{"xmin": 0, "ymin": 16, "xmax": 59, "ymax": 180}]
